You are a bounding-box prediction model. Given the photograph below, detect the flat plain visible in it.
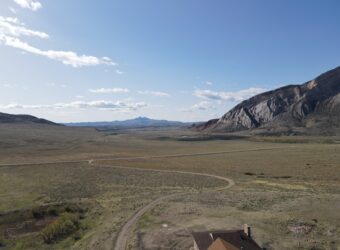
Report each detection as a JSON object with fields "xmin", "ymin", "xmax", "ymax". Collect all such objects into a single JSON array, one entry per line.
[{"xmin": 0, "ymin": 124, "xmax": 339, "ymax": 250}]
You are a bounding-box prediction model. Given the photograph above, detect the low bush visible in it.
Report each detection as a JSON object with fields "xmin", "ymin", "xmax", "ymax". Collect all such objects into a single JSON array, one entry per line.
[
  {"xmin": 73, "ymin": 231, "xmax": 82, "ymax": 241},
  {"xmin": 31, "ymin": 207, "xmax": 46, "ymax": 219},
  {"xmin": 244, "ymin": 172, "xmax": 255, "ymax": 176},
  {"xmin": 0, "ymin": 236, "xmax": 5, "ymax": 247},
  {"xmin": 40, "ymin": 213, "xmax": 80, "ymax": 244},
  {"xmin": 46, "ymin": 207, "xmax": 59, "ymax": 217}
]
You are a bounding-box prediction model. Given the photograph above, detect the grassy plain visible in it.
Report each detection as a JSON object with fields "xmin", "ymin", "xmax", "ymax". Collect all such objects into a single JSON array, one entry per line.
[{"xmin": 0, "ymin": 124, "xmax": 339, "ymax": 249}]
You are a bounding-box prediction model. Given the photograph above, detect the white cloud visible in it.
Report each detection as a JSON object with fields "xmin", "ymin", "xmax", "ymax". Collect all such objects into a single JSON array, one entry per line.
[
  {"xmin": 2, "ymin": 17, "xmax": 20, "ymax": 24},
  {"xmin": 192, "ymin": 101, "xmax": 215, "ymax": 110},
  {"xmin": 54, "ymin": 100, "xmax": 146, "ymax": 111},
  {"xmin": 138, "ymin": 90, "xmax": 170, "ymax": 97},
  {"xmin": 89, "ymin": 88, "xmax": 129, "ymax": 94},
  {"xmin": 181, "ymin": 101, "xmax": 215, "ymax": 112},
  {"xmin": 0, "ymin": 100, "xmax": 147, "ymax": 112},
  {"xmin": 193, "ymin": 87, "xmax": 266, "ymax": 102},
  {"xmin": 1, "ymin": 83, "xmax": 12, "ymax": 88},
  {"xmin": 205, "ymin": 81, "xmax": 213, "ymax": 85},
  {"xmin": 116, "ymin": 69, "xmax": 124, "ymax": 75},
  {"xmin": 2, "ymin": 36, "xmax": 115, "ymax": 67},
  {"xmin": 13, "ymin": 0, "xmax": 42, "ymax": 11},
  {"xmin": 0, "ymin": 103, "xmax": 48, "ymax": 109},
  {"xmin": 0, "ymin": 16, "xmax": 116, "ymax": 67},
  {"xmin": 0, "ymin": 16, "xmax": 48, "ymax": 38}
]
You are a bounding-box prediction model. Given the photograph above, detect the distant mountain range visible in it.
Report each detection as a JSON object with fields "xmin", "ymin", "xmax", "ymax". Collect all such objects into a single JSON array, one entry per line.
[
  {"xmin": 0, "ymin": 112, "xmax": 57, "ymax": 125},
  {"xmin": 65, "ymin": 117, "xmax": 189, "ymax": 128},
  {"xmin": 0, "ymin": 113, "xmax": 189, "ymax": 129},
  {"xmin": 197, "ymin": 66, "xmax": 340, "ymax": 135}
]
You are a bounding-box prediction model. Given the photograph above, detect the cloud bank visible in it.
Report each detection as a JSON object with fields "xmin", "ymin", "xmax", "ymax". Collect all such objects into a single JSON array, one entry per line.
[
  {"xmin": 193, "ymin": 87, "xmax": 266, "ymax": 102},
  {"xmin": 181, "ymin": 101, "xmax": 216, "ymax": 112},
  {"xmin": 0, "ymin": 100, "xmax": 147, "ymax": 112}
]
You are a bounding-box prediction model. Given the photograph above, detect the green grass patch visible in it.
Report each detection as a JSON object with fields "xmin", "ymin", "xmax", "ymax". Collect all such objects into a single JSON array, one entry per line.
[{"xmin": 138, "ymin": 213, "xmax": 154, "ymax": 228}]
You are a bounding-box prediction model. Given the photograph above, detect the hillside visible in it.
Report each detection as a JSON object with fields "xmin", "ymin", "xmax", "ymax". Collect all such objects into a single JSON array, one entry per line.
[
  {"xmin": 0, "ymin": 112, "xmax": 58, "ymax": 125},
  {"xmin": 197, "ymin": 66, "xmax": 340, "ymax": 135}
]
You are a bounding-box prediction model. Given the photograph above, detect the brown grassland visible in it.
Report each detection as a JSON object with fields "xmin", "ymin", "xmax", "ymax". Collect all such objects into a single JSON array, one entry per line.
[{"xmin": 0, "ymin": 124, "xmax": 339, "ymax": 249}]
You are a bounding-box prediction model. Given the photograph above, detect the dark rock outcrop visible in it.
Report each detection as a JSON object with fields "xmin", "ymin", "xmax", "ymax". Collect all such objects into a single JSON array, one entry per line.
[{"xmin": 197, "ymin": 66, "xmax": 340, "ymax": 134}]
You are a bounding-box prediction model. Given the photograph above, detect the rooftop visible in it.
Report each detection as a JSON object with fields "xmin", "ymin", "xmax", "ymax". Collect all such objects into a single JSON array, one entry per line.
[{"xmin": 192, "ymin": 229, "xmax": 262, "ymax": 250}]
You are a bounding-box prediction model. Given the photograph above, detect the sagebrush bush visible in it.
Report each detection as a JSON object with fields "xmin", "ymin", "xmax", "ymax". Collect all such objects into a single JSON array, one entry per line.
[
  {"xmin": 0, "ymin": 236, "xmax": 5, "ymax": 247},
  {"xmin": 31, "ymin": 207, "xmax": 46, "ymax": 219},
  {"xmin": 40, "ymin": 213, "xmax": 80, "ymax": 244}
]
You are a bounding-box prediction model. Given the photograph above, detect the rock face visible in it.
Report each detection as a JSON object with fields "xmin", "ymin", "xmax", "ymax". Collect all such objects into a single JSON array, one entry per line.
[
  {"xmin": 0, "ymin": 112, "xmax": 57, "ymax": 125},
  {"xmin": 197, "ymin": 66, "xmax": 340, "ymax": 134}
]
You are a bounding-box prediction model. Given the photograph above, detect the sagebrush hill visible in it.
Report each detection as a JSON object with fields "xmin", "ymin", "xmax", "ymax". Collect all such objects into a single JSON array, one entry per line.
[
  {"xmin": 197, "ymin": 66, "xmax": 340, "ymax": 135},
  {"xmin": 0, "ymin": 112, "xmax": 57, "ymax": 125}
]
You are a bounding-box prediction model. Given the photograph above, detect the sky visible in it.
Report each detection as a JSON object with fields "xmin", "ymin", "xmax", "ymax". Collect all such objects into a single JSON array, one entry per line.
[{"xmin": 0, "ymin": 0, "xmax": 340, "ymax": 123}]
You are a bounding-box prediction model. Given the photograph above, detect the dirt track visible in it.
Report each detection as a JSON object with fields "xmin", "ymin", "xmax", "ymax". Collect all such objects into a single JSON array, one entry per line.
[
  {"xmin": 108, "ymin": 166, "xmax": 235, "ymax": 250},
  {"xmin": 0, "ymin": 146, "xmax": 294, "ymax": 168},
  {"xmin": 0, "ymin": 146, "xmax": 290, "ymax": 249}
]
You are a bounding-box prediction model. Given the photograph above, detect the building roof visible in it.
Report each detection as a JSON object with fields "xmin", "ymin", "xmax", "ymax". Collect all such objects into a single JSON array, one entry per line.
[
  {"xmin": 192, "ymin": 230, "xmax": 262, "ymax": 250},
  {"xmin": 208, "ymin": 238, "xmax": 239, "ymax": 250}
]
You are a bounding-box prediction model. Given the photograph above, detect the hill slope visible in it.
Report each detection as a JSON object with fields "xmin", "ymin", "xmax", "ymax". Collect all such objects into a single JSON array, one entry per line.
[
  {"xmin": 198, "ymin": 66, "xmax": 340, "ymax": 135},
  {"xmin": 0, "ymin": 112, "xmax": 57, "ymax": 125}
]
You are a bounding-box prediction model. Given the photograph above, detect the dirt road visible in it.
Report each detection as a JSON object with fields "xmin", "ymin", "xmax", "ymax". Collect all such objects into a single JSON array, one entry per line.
[
  {"xmin": 0, "ymin": 146, "xmax": 294, "ymax": 168},
  {"xmin": 96, "ymin": 146, "xmax": 295, "ymax": 162},
  {"xmin": 0, "ymin": 146, "xmax": 286, "ymax": 249},
  {"xmin": 109, "ymin": 166, "xmax": 235, "ymax": 250}
]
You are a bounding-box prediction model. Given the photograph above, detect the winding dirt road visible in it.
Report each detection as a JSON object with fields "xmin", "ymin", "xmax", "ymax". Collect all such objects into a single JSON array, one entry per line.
[
  {"xmin": 0, "ymin": 146, "xmax": 291, "ymax": 249},
  {"xmin": 109, "ymin": 166, "xmax": 235, "ymax": 250}
]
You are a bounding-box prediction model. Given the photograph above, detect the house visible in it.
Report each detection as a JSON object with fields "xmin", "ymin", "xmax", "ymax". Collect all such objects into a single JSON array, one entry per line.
[{"xmin": 192, "ymin": 225, "xmax": 263, "ymax": 250}]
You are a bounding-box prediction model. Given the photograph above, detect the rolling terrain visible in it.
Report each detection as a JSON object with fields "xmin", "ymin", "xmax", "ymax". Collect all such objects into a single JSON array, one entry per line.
[{"xmin": 0, "ymin": 124, "xmax": 339, "ymax": 249}]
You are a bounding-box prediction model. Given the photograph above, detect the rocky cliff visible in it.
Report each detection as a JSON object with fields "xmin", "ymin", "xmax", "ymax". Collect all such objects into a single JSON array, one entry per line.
[{"xmin": 197, "ymin": 66, "xmax": 340, "ymax": 134}]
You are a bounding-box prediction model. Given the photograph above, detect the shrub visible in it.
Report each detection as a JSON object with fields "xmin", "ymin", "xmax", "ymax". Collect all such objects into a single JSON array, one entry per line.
[
  {"xmin": 73, "ymin": 231, "xmax": 82, "ymax": 241},
  {"xmin": 65, "ymin": 204, "xmax": 86, "ymax": 214},
  {"xmin": 244, "ymin": 172, "xmax": 255, "ymax": 176},
  {"xmin": 47, "ymin": 207, "xmax": 59, "ymax": 217},
  {"xmin": 0, "ymin": 236, "xmax": 5, "ymax": 247},
  {"xmin": 40, "ymin": 213, "xmax": 80, "ymax": 244},
  {"xmin": 31, "ymin": 208, "xmax": 46, "ymax": 219}
]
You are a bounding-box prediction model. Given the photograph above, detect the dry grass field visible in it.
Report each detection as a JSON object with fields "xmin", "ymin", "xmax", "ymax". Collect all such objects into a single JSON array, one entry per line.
[{"xmin": 0, "ymin": 124, "xmax": 339, "ymax": 249}]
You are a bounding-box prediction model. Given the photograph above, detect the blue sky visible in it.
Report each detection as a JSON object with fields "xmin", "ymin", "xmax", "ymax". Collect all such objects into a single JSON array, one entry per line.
[{"xmin": 0, "ymin": 0, "xmax": 340, "ymax": 122}]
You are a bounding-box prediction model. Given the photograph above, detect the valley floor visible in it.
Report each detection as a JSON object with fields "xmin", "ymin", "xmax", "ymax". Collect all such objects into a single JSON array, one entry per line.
[{"xmin": 0, "ymin": 125, "xmax": 339, "ymax": 249}]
